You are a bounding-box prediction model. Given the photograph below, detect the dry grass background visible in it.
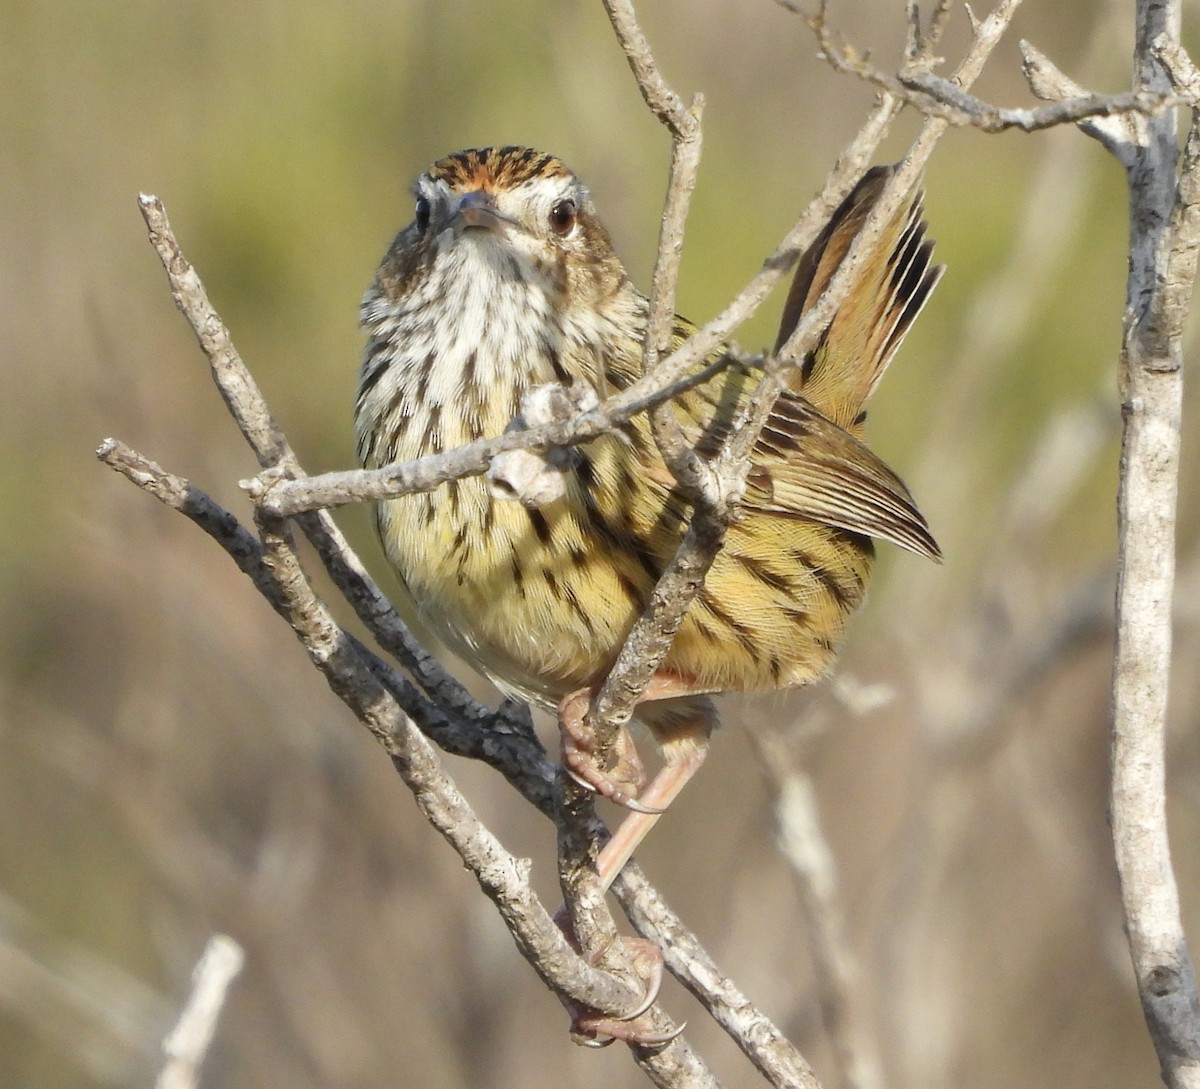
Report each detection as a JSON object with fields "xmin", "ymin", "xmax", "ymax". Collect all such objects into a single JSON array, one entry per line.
[{"xmin": 2, "ymin": 0, "xmax": 1198, "ymax": 1087}]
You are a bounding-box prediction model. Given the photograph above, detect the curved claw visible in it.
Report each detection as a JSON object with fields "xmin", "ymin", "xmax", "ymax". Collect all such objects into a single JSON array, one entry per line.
[
  {"xmin": 572, "ymin": 1029, "xmax": 617, "ymax": 1048},
  {"xmin": 615, "ymin": 794, "xmax": 666, "ymax": 816},
  {"xmin": 572, "ymin": 1014, "xmax": 686, "ymax": 1049},
  {"xmin": 620, "ymin": 946, "xmax": 664, "ymax": 1020},
  {"xmin": 568, "ymin": 937, "xmax": 673, "ymax": 1047},
  {"xmin": 564, "ymin": 763, "xmax": 600, "ymax": 795},
  {"xmin": 561, "ymin": 753, "xmax": 665, "ymax": 813},
  {"xmin": 635, "ymin": 1019, "xmax": 687, "ymax": 1048}
]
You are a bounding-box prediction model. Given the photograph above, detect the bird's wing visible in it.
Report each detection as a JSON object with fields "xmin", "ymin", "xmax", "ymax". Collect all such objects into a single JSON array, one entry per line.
[{"xmin": 744, "ymin": 391, "xmax": 940, "ymax": 560}]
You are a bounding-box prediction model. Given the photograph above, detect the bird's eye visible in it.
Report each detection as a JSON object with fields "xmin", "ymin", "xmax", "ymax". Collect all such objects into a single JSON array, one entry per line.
[
  {"xmin": 549, "ymin": 198, "xmax": 577, "ymax": 236},
  {"xmin": 414, "ymin": 197, "xmax": 432, "ymax": 233}
]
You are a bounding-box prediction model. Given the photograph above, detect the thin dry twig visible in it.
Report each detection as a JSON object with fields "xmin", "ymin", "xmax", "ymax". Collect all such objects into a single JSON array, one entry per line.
[
  {"xmin": 580, "ymin": 0, "xmax": 726, "ymax": 775},
  {"xmin": 95, "ymin": 438, "xmax": 560, "ymax": 812},
  {"xmin": 89, "ymin": 453, "xmax": 744, "ymax": 1088},
  {"xmin": 1020, "ymin": 40, "xmax": 1144, "ymax": 160},
  {"xmin": 99, "ymin": 447, "xmax": 649, "ymax": 1025},
  {"xmin": 557, "ymin": 2, "xmax": 715, "ymax": 983},
  {"xmin": 155, "ymin": 935, "xmax": 244, "ymax": 1089},
  {"xmin": 900, "ymin": 66, "xmax": 1178, "ymax": 132},
  {"xmin": 803, "ymin": 0, "xmax": 1175, "ymax": 134},
  {"xmin": 754, "ymin": 751, "xmax": 884, "ymax": 1089}
]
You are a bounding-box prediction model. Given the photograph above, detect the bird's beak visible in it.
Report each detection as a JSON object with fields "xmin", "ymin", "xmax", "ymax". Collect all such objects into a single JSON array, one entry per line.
[{"xmin": 454, "ymin": 190, "xmax": 508, "ymax": 234}]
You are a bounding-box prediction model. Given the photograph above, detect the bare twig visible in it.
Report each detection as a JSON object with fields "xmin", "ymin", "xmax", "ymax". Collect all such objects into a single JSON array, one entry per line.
[
  {"xmin": 901, "ymin": 66, "xmax": 1177, "ymax": 132},
  {"xmin": 1020, "ymin": 41, "xmax": 1143, "ymax": 159},
  {"xmin": 252, "ymin": 508, "xmax": 712, "ymax": 1083},
  {"xmin": 583, "ymin": 0, "xmax": 723, "ymax": 766},
  {"xmin": 97, "ymin": 443, "xmax": 774, "ymax": 1087},
  {"xmin": 766, "ymin": 762, "xmax": 883, "ymax": 1089},
  {"xmin": 155, "ymin": 935, "xmax": 244, "ymax": 1089},
  {"xmin": 804, "ymin": 0, "xmax": 1174, "ymax": 135},
  {"xmin": 556, "ymin": 4, "xmax": 716, "ymax": 983},
  {"xmin": 97, "ymin": 441, "xmax": 670, "ymax": 1045},
  {"xmin": 615, "ymin": 865, "xmax": 826, "ymax": 1089},
  {"xmin": 139, "ymin": 197, "xmax": 288, "ymax": 467},
  {"xmin": 96, "ymin": 438, "xmax": 560, "ymax": 814},
  {"xmin": 600, "ymin": 0, "xmax": 707, "ymax": 484},
  {"xmin": 259, "ymin": 503, "xmax": 672, "ymax": 1030}
]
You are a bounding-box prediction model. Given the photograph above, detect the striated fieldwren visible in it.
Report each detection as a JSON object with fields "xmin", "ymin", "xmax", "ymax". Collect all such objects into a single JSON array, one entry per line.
[{"xmin": 355, "ymin": 146, "xmax": 941, "ymax": 888}]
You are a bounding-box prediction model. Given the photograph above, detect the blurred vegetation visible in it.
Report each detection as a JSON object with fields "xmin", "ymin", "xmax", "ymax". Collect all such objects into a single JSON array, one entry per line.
[{"xmin": 2, "ymin": 0, "xmax": 1198, "ymax": 1087}]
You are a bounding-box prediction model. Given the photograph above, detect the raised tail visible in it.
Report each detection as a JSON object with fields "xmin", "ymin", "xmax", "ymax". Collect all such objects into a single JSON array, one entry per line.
[{"xmin": 775, "ymin": 166, "xmax": 943, "ymax": 433}]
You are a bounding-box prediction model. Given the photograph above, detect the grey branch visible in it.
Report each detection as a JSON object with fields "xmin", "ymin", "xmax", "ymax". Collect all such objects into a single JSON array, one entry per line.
[
  {"xmin": 901, "ymin": 65, "xmax": 1177, "ymax": 132},
  {"xmin": 548, "ymin": 5, "xmax": 720, "ymax": 988},
  {"xmin": 584, "ymin": 0, "xmax": 720, "ymax": 786},
  {"xmin": 801, "ymin": 0, "xmax": 1173, "ymax": 138},
  {"xmin": 96, "ymin": 438, "xmax": 559, "ymax": 815},
  {"xmin": 600, "ymin": 0, "xmax": 697, "ymax": 141},
  {"xmin": 1108, "ymin": 2, "xmax": 1200, "ymax": 1086},
  {"xmin": 1018, "ymin": 41, "xmax": 1145, "ymax": 159},
  {"xmin": 155, "ymin": 935, "xmax": 244, "ymax": 1089},
  {"xmin": 252, "ymin": 502, "xmax": 697, "ymax": 1061}
]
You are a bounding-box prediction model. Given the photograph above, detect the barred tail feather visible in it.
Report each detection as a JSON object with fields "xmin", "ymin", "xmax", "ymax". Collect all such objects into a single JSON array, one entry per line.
[{"xmin": 775, "ymin": 166, "xmax": 943, "ymax": 431}]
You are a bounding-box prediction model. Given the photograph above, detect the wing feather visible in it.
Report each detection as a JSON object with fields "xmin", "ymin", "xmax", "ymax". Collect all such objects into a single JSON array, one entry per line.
[{"xmin": 747, "ymin": 393, "xmax": 941, "ymax": 560}]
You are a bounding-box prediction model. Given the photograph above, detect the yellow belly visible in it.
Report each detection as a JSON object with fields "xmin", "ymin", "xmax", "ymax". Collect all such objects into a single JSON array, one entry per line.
[{"xmin": 375, "ymin": 430, "xmax": 872, "ymax": 709}]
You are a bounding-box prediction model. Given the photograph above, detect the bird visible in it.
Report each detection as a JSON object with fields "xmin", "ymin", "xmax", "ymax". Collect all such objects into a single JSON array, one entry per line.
[{"xmin": 355, "ymin": 145, "xmax": 942, "ymax": 891}]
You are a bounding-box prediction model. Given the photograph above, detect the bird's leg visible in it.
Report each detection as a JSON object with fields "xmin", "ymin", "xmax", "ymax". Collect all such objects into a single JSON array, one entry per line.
[
  {"xmin": 558, "ymin": 677, "xmax": 713, "ymax": 889},
  {"xmin": 555, "ymin": 679, "xmax": 712, "ymax": 1044},
  {"xmin": 557, "ymin": 724, "xmax": 708, "ymax": 1045},
  {"xmin": 593, "ymin": 737, "xmax": 707, "ymax": 891}
]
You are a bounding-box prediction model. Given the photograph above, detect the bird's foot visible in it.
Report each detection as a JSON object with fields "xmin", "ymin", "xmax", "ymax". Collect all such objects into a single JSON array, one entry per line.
[
  {"xmin": 568, "ymin": 937, "xmax": 683, "ymax": 1048},
  {"xmin": 558, "ymin": 689, "xmax": 664, "ymax": 814}
]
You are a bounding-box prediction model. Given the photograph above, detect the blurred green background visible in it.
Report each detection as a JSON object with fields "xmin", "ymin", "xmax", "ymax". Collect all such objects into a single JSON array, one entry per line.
[{"xmin": 3, "ymin": 1, "xmax": 1198, "ymax": 1087}]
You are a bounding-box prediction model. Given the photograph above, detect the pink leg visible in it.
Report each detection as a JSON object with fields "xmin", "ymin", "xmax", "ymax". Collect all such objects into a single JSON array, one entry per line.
[
  {"xmin": 560, "ymin": 743, "xmax": 707, "ymax": 1045},
  {"xmin": 554, "ymin": 677, "xmax": 713, "ymax": 1043},
  {"xmin": 558, "ymin": 677, "xmax": 714, "ymax": 885},
  {"xmin": 593, "ymin": 742, "xmax": 708, "ymax": 890}
]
